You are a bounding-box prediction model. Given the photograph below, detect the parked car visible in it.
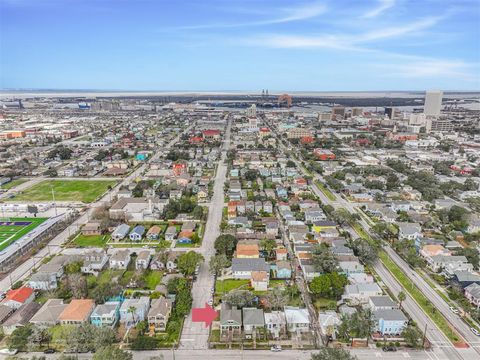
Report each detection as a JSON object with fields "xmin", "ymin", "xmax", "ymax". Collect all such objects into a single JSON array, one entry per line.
[
  {"xmin": 449, "ymin": 306, "xmax": 459, "ymax": 314},
  {"xmin": 207, "ymin": 299, "xmax": 213, "ymax": 306},
  {"xmin": 44, "ymin": 349, "xmax": 56, "ymax": 354},
  {"xmin": 471, "ymin": 327, "xmax": 480, "ymax": 336},
  {"xmin": 271, "ymin": 345, "xmax": 282, "ymax": 352},
  {"xmin": 382, "ymin": 346, "xmax": 397, "ymax": 352}
]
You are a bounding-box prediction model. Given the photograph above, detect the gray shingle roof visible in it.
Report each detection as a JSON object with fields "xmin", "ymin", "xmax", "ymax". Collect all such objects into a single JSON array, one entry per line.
[
  {"xmin": 232, "ymin": 258, "xmax": 270, "ymax": 272},
  {"xmin": 242, "ymin": 307, "xmax": 265, "ymax": 326}
]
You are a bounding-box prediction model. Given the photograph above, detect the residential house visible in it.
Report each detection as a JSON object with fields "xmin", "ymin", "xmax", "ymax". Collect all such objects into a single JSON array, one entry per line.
[
  {"xmin": 242, "ymin": 308, "xmax": 265, "ymax": 336},
  {"xmin": 120, "ymin": 297, "xmax": 150, "ymax": 329},
  {"xmin": 250, "ymin": 271, "xmax": 269, "ymax": 291},
  {"xmin": 275, "ymin": 247, "xmax": 288, "ymax": 261},
  {"xmin": 305, "ymin": 210, "xmax": 326, "ymax": 223},
  {"xmin": 284, "ymin": 306, "xmax": 310, "ymax": 333},
  {"xmin": 81, "ymin": 249, "xmax": 109, "ymax": 276},
  {"xmin": 373, "ymin": 309, "xmax": 408, "ymax": 336},
  {"xmin": 58, "ymin": 299, "xmax": 95, "ymax": 325},
  {"xmin": 236, "ymin": 241, "xmax": 260, "ymax": 258},
  {"xmin": 368, "ymin": 296, "xmax": 397, "ymax": 311},
  {"xmin": 146, "ymin": 226, "xmax": 161, "ymax": 240},
  {"xmin": 136, "ymin": 250, "xmax": 152, "ymax": 270},
  {"xmin": 220, "ymin": 303, "xmax": 242, "ymax": 337},
  {"xmin": 2, "ymin": 302, "xmax": 41, "ymax": 335},
  {"xmin": 28, "ymin": 272, "xmax": 58, "ymax": 291},
  {"xmin": 2, "ymin": 287, "xmax": 34, "ymax": 310},
  {"xmin": 272, "ymin": 261, "xmax": 292, "ymax": 279},
  {"xmin": 264, "ymin": 311, "xmax": 286, "ymax": 338},
  {"xmin": 427, "ymin": 255, "xmax": 470, "ymax": 273},
  {"xmin": 111, "ymin": 224, "xmax": 130, "ymax": 241},
  {"xmin": 231, "ymin": 258, "xmax": 270, "ymax": 279},
  {"xmin": 398, "ymin": 222, "xmax": 422, "ymax": 240},
  {"xmin": 82, "ymin": 221, "xmax": 102, "ymax": 236},
  {"xmin": 318, "ymin": 311, "xmax": 341, "ymax": 340},
  {"xmin": 29, "ymin": 299, "xmax": 67, "ymax": 327},
  {"xmin": 339, "ymin": 261, "xmax": 365, "ymax": 276},
  {"xmin": 452, "ymin": 270, "xmax": 480, "ymax": 289},
  {"xmin": 165, "ymin": 226, "xmax": 178, "ymax": 241},
  {"xmin": 465, "ymin": 283, "xmax": 480, "ymax": 308},
  {"xmin": 90, "ymin": 301, "xmax": 121, "ymax": 327},
  {"xmin": 420, "ymin": 245, "xmax": 451, "ymax": 260},
  {"xmin": 148, "ymin": 297, "xmax": 172, "ymax": 333},
  {"xmin": 129, "ymin": 225, "xmax": 145, "ymax": 241},
  {"xmin": 312, "ymin": 221, "xmax": 337, "ymax": 233},
  {"xmin": 109, "ymin": 249, "xmax": 131, "ymax": 269},
  {"xmin": 342, "ymin": 283, "xmax": 382, "ymax": 305}
]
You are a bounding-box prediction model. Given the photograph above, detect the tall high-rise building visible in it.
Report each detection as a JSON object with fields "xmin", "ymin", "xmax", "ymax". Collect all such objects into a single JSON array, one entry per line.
[
  {"xmin": 424, "ymin": 90, "xmax": 443, "ymax": 116},
  {"xmin": 246, "ymin": 104, "xmax": 256, "ymax": 117}
]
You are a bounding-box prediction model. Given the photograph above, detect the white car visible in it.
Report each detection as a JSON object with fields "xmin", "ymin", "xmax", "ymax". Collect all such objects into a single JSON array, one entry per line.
[
  {"xmin": 270, "ymin": 345, "xmax": 282, "ymax": 352},
  {"xmin": 0, "ymin": 348, "xmax": 18, "ymax": 355},
  {"xmin": 207, "ymin": 299, "xmax": 213, "ymax": 306},
  {"xmin": 450, "ymin": 306, "xmax": 459, "ymax": 314},
  {"xmin": 471, "ymin": 327, "xmax": 480, "ymax": 336}
]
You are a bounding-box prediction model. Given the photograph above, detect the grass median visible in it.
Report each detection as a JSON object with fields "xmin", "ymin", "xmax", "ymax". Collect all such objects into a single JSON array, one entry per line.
[
  {"xmin": 314, "ymin": 180, "xmax": 336, "ymax": 201},
  {"xmin": 379, "ymin": 251, "xmax": 464, "ymax": 345}
]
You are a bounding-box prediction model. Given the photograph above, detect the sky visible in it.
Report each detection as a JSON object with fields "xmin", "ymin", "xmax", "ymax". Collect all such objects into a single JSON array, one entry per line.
[{"xmin": 1, "ymin": 0, "xmax": 479, "ymax": 91}]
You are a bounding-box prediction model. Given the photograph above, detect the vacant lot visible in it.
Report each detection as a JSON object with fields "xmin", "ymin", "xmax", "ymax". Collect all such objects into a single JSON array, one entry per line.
[
  {"xmin": 0, "ymin": 217, "xmax": 48, "ymax": 251},
  {"xmin": 73, "ymin": 234, "xmax": 110, "ymax": 248},
  {"xmin": 9, "ymin": 179, "xmax": 117, "ymax": 203}
]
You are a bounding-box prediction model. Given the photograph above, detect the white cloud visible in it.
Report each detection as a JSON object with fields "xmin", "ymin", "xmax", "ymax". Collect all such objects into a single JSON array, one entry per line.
[
  {"xmin": 379, "ymin": 59, "xmax": 477, "ymax": 80},
  {"xmin": 362, "ymin": 0, "xmax": 396, "ymax": 19},
  {"xmin": 173, "ymin": 2, "xmax": 327, "ymax": 30}
]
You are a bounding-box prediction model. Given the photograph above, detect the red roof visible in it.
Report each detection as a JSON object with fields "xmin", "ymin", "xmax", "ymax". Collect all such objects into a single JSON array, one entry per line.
[
  {"xmin": 6, "ymin": 287, "xmax": 33, "ymax": 304},
  {"xmin": 202, "ymin": 129, "xmax": 220, "ymax": 136},
  {"xmin": 260, "ymin": 127, "xmax": 270, "ymax": 132}
]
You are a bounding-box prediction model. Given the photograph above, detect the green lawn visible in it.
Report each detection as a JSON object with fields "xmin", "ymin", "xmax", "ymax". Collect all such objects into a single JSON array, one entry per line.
[
  {"xmin": 8, "ymin": 179, "xmax": 117, "ymax": 203},
  {"xmin": 314, "ymin": 297, "xmax": 337, "ymax": 311},
  {"xmin": 144, "ymin": 271, "xmax": 163, "ymax": 290},
  {"xmin": 379, "ymin": 251, "xmax": 463, "ymax": 344},
  {"xmin": 0, "ymin": 178, "xmax": 28, "ymax": 190},
  {"xmin": 314, "ymin": 180, "xmax": 336, "ymax": 201},
  {"xmin": 0, "ymin": 217, "xmax": 48, "ymax": 251},
  {"xmin": 73, "ymin": 234, "xmax": 110, "ymax": 247},
  {"xmin": 215, "ymin": 279, "xmax": 250, "ymax": 295}
]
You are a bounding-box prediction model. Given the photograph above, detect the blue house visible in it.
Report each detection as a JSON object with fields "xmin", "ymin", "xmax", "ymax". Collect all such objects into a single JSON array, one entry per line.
[
  {"xmin": 90, "ymin": 301, "xmax": 121, "ymax": 328},
  {"xmin": 230, "ymin": 169, "xmax": 239, "ymax": 177},
  {"xmin": 272, "ymin": 261, "xmax": 292, "ymax": 279},
  {"xmin": 177, "ymin": 237, "xmax": 192, "ymax": 244},
  {"xmin": 373, "ymin": 309, "xmax": 408, "ymax": 336},
  {"xmin": 136, "ymin": 153, "xmax": 148, "ymax": 161},
  {"xmin": 129, "ymin": 225, "xmax": 145, "ymax": 241},
  {"xmin": 276, "ymin": 187, "xmax": 288, "ymax": 198}
]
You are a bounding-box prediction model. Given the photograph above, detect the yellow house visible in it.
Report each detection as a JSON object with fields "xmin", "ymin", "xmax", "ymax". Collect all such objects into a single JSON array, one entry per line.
[{"xmin": 312, "ymin": 220, "xmax": 337, "ymax": 233}]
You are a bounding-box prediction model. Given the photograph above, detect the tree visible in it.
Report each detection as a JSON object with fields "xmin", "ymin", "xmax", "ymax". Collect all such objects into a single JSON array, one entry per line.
[
  {"xmin": 403, "ymin": 325, "xmax": 423, "ymax": 348},
  {"xmin": 66, "ymin": 273, "xmax": 87, "ymax": 299},
  {"xmin": 223, "ymin": 289, "xmax": 255, "ymax": 308},
  {"xmin": 214, "ymin": 234, "xmax": 237, "ymax": 256},
  {"xmin": 310, "ymin": 275, "xmax": 332, "ymax": 298},
  {"xmin": 398, "ymin": 291, "xmax": 406, "ymax": 310},
  {"xmin": 456, "ymin": 247, "xmax": 480, "ymax": 269},
  {"xmin": 209, "ymin": 254, "xmax": 231, "ymax": 277},
  {"xmin": 8, "ymin": 324, "xmax": 33, "ymax": 351},
  {"xmin": 312, "ymin": 244, "xmax": 338, "ymax": 273},
  {"xmin": 265, "ymin": 287, "xmax": 288, "ymax": 310},
  {"xmin": 93, "ymin": 346, "xmax": 133, "ymax": 360},
  {"xmin": 177, "ymin": 251, "xmax": 204, "ymax": 276},
  {"xmin": 260, "ymin": 238, "xmax": 276, "ymax": 258},
  {"xmin": 311, "ymin": 347, "xmax": 357, "ymax": 360},
  {"xmin": 349, "ymin": 238, "xmax": 379, "ymax": 265}
]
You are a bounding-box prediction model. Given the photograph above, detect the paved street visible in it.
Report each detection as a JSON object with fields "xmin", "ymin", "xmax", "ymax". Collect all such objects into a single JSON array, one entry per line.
[
  {"xmin": 0, "ymin": 124, "xmax": 194, "ymax": 293},
  {"xmin": 21, "ymin": 348, "xmax": 462, "ymax": 360},
  {"xmin": 179, "ymin": 117, "xmax": 231, "ymax": 349}
]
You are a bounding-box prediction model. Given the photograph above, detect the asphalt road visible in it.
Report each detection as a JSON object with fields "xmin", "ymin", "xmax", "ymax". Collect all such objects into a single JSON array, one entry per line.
[
  {"xmin": 179, "ymin": 117, "xmax": 232, "ymax": 349},
  {"xmin": 21, "ymin": 348, "xmax": 459, "ymax": 360}
]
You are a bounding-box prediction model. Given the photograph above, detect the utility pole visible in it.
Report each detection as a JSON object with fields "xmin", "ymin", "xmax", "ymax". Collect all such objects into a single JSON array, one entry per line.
[
  {"xmin": 51, "ymin": 185, "xmax": 57, "ymax": 216},
  {"xmin": 422, "ymin": 323, "xmax": 428, "ymax": 349}
]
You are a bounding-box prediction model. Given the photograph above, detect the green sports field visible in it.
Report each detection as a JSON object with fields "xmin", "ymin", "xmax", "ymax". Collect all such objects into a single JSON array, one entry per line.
[
  {"xmin": 0, "ymin": 217, "xmax": 48, "ymax": 251},
  {"xmin": 7, "ymin": 179, "xmax": 117, "ymax": 203}
]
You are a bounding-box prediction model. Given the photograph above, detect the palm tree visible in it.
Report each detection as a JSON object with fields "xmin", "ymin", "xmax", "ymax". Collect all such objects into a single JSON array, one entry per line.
[
  {"xmin": 128, "ymin": 306, "xmax": 137, "ymax": 328},
  {"xmin": 398, "ymin": 291, "xmax": 406, "ymax": 310}
]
